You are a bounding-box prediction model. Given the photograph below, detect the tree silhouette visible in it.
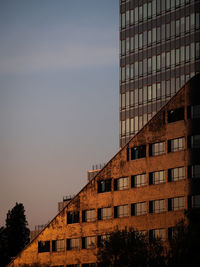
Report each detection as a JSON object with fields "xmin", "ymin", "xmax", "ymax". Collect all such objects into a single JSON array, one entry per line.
[{"xmin": 0, "ymin": 203, "xmax": 30, "ymax": 267}]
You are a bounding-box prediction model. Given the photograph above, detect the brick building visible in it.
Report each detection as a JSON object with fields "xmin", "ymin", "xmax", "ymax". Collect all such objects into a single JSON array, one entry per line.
[{"xmin": 8, "ymin": 74, "xmax": 200, "ymax": 267}]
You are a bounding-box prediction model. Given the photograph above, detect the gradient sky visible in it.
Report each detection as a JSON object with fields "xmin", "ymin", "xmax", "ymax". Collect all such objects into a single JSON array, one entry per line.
[{"xmin": 0, "ymin": 0, "xmax": 119, "ymax": 229}]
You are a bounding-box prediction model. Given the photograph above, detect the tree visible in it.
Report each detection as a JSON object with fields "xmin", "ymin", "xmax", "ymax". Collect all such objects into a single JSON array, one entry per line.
[
  {"xmin": 0, "ymin": 203, "xmax": 30, "ymax": 267},
  {"xmin": 97, "ymin": 228, "xmax": 166, "ymax": 267},
  {"xmin": 167, "ymin": 210, "xmax": 200, "ymax": 267}
]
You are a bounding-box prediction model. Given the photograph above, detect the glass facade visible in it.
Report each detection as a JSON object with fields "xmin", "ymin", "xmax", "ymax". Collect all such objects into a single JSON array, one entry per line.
[{"xmin": 120, "ymin": 0, "xmax": 200, "ymax": 147}]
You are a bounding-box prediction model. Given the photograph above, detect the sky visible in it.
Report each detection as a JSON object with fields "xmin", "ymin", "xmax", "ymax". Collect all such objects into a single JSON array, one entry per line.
[{"xmin": 0, "ymin": 0, "xmax": 119, "ymax": 229}]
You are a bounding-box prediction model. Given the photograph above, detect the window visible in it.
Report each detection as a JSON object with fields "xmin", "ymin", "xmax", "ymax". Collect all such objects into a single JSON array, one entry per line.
[
  {"xmin": 97, "ymin": 179, "xmax": 111, "ymax": 193},
  {"xmin": 38, "ymin": 241, "xmax": 50, "ymax": 253},
  {"xmin": 131, "ymin": 202, "xmax": 147, "ymax": 216},
  {"xmin": 149, "ymin": 229, "xmax": 166, "ymax": 240},
  {"xmin": 189, "ymin": 165, "xmax": 200, "ymax": 179},
  {"xmin": 168, "ymin": 167, "xmax": 185, "ymax": 182},
  {"xmin": 131, "ymin": 174, "xmax": 146, "ymax": 188},
  {"xmin": 189, "ymin": 105, "xmax": 200, "ymax": 119},
  {"xmin": 67, "ymin": 238, "xmax": 80, "ymax": 250},
  {"xmin": 168, "ymin": 196, "xmax": 184, "ymax": 211},
  {"xmin": 149, "ymin": 171, "xmax": 165, "ymax": 185},
  {"xmin": 98, "ymin": 207, "xmax": 112, "ymax": 220},
  {"xmin": 97, "ymin": 234, "xmax": 110, "ymax": 247},
  {"xmin": 52, "ymin": 265, "xmax": 64, "ymax": 267},
  {"xmin": 149, "ymin": 199, "xmax": 165, "ymax": 213},
  {"xmin": 67, "ymin": 211, "xmax": 80, "ymax": 224},
  {"xmin": 114, "ymin": 177, "xmax": 129, "ymax": 190},
  {"xmin": 67, "ymin": 265, "xmax": 79, "ymax": 267},
  {"xmin": 168, "ymin": 107, "xmax": 184, "ymax": 123},
  {"xmin": 168, "ymin": 137, "xmax": 184, "ymax": 152},
  {"xmin": 191, "ymin": 195, "xmax": 200, "ymax": 208},
  {"xmin": 149, "ymin": 141, "xmax": 165, "ymax": 156},
  {"xmin": 189, "ymin": 135, "xmax": 200, "ymax": 148},
  {"xmin": 82, "ymin": 209, "xmax": 96, "ymax": 222},
  {"xmin": 52, "ymin": 239, "xmax": 65, "ymax": 252},
  {"xmin": 114, "ymin": 205, "xmax": 129, "ymax": 218},
  {"xmin": 131, "ymin": 145, "xmax": 146, "ymax": 160},
  {"xmin": 82, "ymin": 236, "xmax": 96, "ymax": 249}
]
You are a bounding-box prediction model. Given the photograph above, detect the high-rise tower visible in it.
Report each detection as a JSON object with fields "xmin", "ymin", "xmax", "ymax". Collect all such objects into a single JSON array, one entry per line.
[{"xmin": 120, "ymin": 0, "xmax": 200, "ymax": 147}]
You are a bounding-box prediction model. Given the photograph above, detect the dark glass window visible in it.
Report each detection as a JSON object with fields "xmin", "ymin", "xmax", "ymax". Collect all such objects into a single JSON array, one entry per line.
[
  {"xmin": 168, "ymin": 107, "xmax": 184, "ymax": 123},
  {"xmin": 188, "ymin": 135, "xmax": 200, "ymax": 148},
  {"xmin": 131, "ymin": 145, "xmax": 146, "ymax": 160},
  {"xmin": 188, "ymin": 165, "xmax": 200, "ymax": 179},
  {"xmin": 97, "ymin": 179, "xmax": 111, "ymax": 193},
  {"xmin": 67, "ymin": 211, "xmax": 80, "ymax": 224},
  {"xmin": 38, "ymin": 241, "xmax": 50, "ymax": 253}
]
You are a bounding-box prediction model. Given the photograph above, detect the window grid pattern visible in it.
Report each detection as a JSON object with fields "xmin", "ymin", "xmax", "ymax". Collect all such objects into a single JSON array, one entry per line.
[
  {"xmin": 150, "ymin": 170, "xmax": 165, "ymax": 185},
  {"xmin": 169, "ymin": 196, "xmax": 185, "ymax": 211},
  {"xmin": 83, "ymin": 210, "xmax": 96, "ymax": 222},
  {"xmin": 115, "ymin": 205, "xmax": 129, "ymax": 218},
  {"xmin": 132, "ymin": 202, "xmax": 147, "ymax": 216},
  {"xmin": 150, "ymin": 229, "xmax": 166, "ymax": 240},
  {"xmin": 192, "ymin": 195, "xmax": 200, "ymax": 208},
  {"xmin": 119, "ymin": 0, "xmax": 199, "ymax": 147},
  {"xmin": 131, "ymin": 173, "xmax": 146, "ymax": 187},
  {"xmin": 191, "ymin": 165, "xmax": 200, "ymax": 178},
  {"xmin": 53, "ymin": 239, "xmax": 65, "ymax": 252},
  {"xmin": 169, "ymin": 167, "xmax": 185, "ymax": 182},
  {"xmin": 150, "ymin": 141, "xmax": 165, "ymax": 156},
  {"xmin": 191, "ymin": 134, "xmax": 200, "ymax": 148},
  {"xmin": 150, "ymin": 199, "xmax": 165, "ymax": 213},
  {"xmin": 114, "ymin": 177, "xmax": 129, "ymax": 190},
  {"xmin": 85, "ymin": 236, "xmax": 96, "ymax": 249},
  {"xmin": 70, "ymin": 238, "xmax": 80, "ymax": 250},
  {"xmin": 98, "ymin": 207, "xmax": 112, "ymax": 220},
  {"xmin": 169, "ymin": 137, "xmax": 184, "ymax": 152}
]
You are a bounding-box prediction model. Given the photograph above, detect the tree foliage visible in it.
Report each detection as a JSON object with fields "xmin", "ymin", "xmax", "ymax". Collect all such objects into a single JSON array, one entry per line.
[
  {"xmin": 0, "ymin": 203, "xmax": 30, "ymax": 267},
  {"xmin": 97, "ymin": 228, "xmax": 166, "ymax": 267}
]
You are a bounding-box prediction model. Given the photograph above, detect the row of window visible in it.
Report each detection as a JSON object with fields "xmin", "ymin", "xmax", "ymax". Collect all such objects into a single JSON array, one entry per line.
[
  {"xmin": 120, "ymin": 75, "xmax": 195, "ymax": 110},
  {"xmin": 52, "ymin": 265, "xmax": 95, "ymax": 267},
  {"xmin": 121, "ymin": 13, "xmax": 198, "ymax": 55},
  {"xmin": 98, "ymin": 164, "xmax": 200, "ymax": 193},
  {"xmin": 121, "ymin": 0, "xmax": 191, "ymax": 29},
  {"xmin": 127, "ymin": 132, "xmax": 200, "ymax": 161},
  {"xmin": 66, "ymin": 193, "xmax": 200, "ymax": 225},
  {"xmin": 121, "ymin": 43, "xmax": 199, "ymax": 82}
]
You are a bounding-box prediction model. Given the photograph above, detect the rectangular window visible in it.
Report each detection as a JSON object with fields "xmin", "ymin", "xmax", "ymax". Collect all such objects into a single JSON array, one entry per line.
[
  {"xmin": 149, "ymin": 141, "xmax": 165, "ymax": 156},
  {"xmin": 168, "ymin": 196, "xmax": 184, "ymax": 211},
  {"xmin": 149, "ymin": 171, "xmax": 165, "ymax": 185},
  {"xmin": 149, "ymin": 199, "xmax": 165, "ymax": 213},
  {"xmin": 38, "ymin": 241, "xmax": 50, "ymax": 253},
  {"xmin": 131, "ymin": 202, "xmax": 147, "ymax": 216},
  {"xmin": 176, "ymin": 48, "xmax": 180, "ymax": 65},
  {"xmin": 97, "ymin": 234, "xmax": 110, "ymax": 248},
  {"xmin": 97, "ymin": 179, "xmax": 111, "ymax": 193},
  {"xmin": 131, "ymin": 145, "xmax": 146, "ymax": 160},
  {"xmin": 189, "ymin": 165, "xmax": 200, "ymax": 179},
  {"xmin": 114, "ymin": 177, "xmax": 129, "ymax": 190},
  {"xmin": 114, "ymin": 205, "xmax": 129, "ymax": 218},
  {"xmin": 192, "ymin": 195, "xmax": 200, "ymax": 208},
  {"xmin": 67, "ymin": 265, "xmax": 79, "ymax": 267},
  {"xmin": 190, "ymin": 105, "xmax": 200, "ymax": 119},
  {"xmin": 168, "ymin": 137, "xmax": 184, "ymax": 152},
  {"xmin": 52, "ymin": 239, "xmax": 65, "ymax": 252},
  {"xmin": 168, "ymin": 167, "xmax": 185, "ymax": 182},
  {"xmin": 67, "ymin": 211, "xmax": 80, "ymax": 224},
  {"xmin": 67, "ymin": 238, "xmax": 80, "ymax": 250},
  {"xmin": 150, "ymin": 229, "xmax": 166, "ymax": 240},
  {"xmin": 82, "ymin": 209, "xmax": 96, "ymax": 222},
  {"xmin": 98, "ymin": 207, "xmax": 112, "ymax": 220},
  {"xmin": 189, "ymin": 135, "xmax": 200, "ymax": 148},
  {"xmin": 131, "ymin": 173, "xmax": 146, "ymax": 188},
  {"xmin": 82, "ymin": 236, "xmax": 96, "ymax": 249},
  {"xmin": 82, "ymin": 264, "xmax": 95, "ymax": 267},
  {"xmin": 168, "ymin": 107, "xmax": 184, "ymax": 123}
]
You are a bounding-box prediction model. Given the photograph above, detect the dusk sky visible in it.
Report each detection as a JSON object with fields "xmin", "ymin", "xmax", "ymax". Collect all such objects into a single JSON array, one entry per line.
[{"xmin": 0, "ymin": 0, "xmax": 119, "ymax": 229}]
